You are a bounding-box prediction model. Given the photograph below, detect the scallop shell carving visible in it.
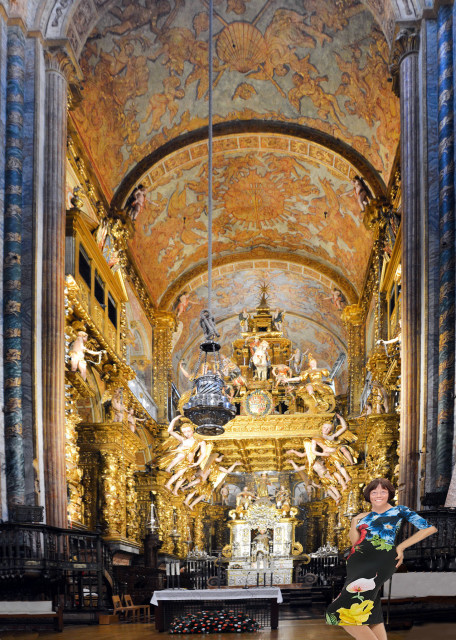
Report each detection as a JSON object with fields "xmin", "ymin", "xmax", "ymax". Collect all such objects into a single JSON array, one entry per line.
[{"xmin": 216, "ymin": 22, "xmax": 267, "ymax": 73}]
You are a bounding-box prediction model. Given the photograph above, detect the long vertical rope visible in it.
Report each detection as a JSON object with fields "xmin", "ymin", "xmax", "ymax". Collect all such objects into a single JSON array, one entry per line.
[{"xmin": 207, "ymin": 0, "xmax": 213, "ymax": 315}]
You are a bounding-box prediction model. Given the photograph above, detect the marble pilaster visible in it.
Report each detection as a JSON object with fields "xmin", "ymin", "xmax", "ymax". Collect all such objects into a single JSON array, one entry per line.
[
  {"xmin": 391, "ymin": 28, "xmax": 421, "ymax": 508},
  {"xmin": 41, "ymin": 49, "xmax": 71, "ymax": 527}
]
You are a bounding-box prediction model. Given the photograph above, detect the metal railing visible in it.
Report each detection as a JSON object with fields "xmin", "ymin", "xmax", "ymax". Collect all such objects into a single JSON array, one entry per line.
[
  {"xmin": 0, "ymin": 523, "xmax": 114, "ymax": 611},
  {"xmin": 398, "ymin": 508, "xmax": 456, "ymax": 571}
]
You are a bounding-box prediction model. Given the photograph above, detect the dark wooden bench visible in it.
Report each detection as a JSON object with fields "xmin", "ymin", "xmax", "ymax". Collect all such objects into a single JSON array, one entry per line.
[{"xmin": 0, "ymin": 601, "xmax": 63, "ymax": 632}]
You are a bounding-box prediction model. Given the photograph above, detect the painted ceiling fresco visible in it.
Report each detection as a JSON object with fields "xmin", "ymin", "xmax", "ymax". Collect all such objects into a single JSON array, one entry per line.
[
  {"xmin": 68, "ymin": 0, "xmax": 400, "ymax": 396},
  {"xmin": 172, "ymin": 266, "xmax": 348, "ymax": 392},
  {"xmin": 130, "ymin": 136, "xmax": 373, "ymax": 305},
  {"xmin": 74, "ymin": 0, "xmax": 399, "ymax": 196}
]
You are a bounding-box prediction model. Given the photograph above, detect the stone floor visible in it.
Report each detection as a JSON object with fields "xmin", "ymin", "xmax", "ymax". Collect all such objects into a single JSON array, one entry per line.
[{"xmin": 4, "ymin": 619, "xmax": 454, "ymax": 640}]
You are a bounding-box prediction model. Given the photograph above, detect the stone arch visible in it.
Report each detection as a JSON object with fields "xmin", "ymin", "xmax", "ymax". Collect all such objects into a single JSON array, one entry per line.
[{"xmin": 111, "ymin": 120, "xmax": 387, "ymax": 213}]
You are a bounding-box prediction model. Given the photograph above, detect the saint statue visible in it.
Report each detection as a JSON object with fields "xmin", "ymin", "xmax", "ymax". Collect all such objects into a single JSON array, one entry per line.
[
  {"xmin": 238, "ymin": 309, "xmax": 250, "ymax": 332},
  {"xmin": 255, "ymin": 472, "xmax": 271, "ymax": 498},
  {"xmin": 252, "ymin": 527, "xmax": 271, "ymax": 558},
  {"xmin": 283, "ymin": 354, "xmax": 334, "ymax": 411}
]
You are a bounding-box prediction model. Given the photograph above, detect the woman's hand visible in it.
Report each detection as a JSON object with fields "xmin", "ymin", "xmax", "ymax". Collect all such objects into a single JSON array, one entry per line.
[{"xmin": 395, "ymin": 544, "xmax": 404, "ymax": 568}]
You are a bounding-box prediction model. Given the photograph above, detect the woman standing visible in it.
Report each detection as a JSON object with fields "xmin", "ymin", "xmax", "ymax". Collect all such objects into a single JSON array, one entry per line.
[{"xmin": 325, "ymin": 478, "xmax": 437, "ymax": 639}]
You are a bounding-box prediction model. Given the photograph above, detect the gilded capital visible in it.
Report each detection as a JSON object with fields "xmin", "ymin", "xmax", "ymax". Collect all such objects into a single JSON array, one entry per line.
[
  {"xmin": 363, "ymin": 198, "xmax": 389, "ymax": 231},
  {"xmin": 341, "ymin": 304, "xmax": 363, "ymax": 326},
  {"xmin": 154, "ymin": 310, "xmax": 177, "ymax": 331}
]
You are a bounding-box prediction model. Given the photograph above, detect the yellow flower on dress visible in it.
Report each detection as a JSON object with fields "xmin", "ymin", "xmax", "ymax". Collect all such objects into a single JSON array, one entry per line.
[{"xmin": 336, "ymin": 600, "xmax": 375, "ymax": 625}]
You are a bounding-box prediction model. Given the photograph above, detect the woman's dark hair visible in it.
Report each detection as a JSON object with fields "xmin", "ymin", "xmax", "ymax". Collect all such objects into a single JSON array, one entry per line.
[{"xmin": 363, "ymin": 478, "xmax": 395, "ymax": 503}]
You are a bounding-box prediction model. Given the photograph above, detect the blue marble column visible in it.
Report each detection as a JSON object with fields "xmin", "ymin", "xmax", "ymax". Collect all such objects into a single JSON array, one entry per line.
[
  {"xmin": 3, "ymin": 27, "xmax": 25, "ymax": 508},
  {"xmin": 436, "ymin": 6, "xmax": 455, "ymax": 493}
]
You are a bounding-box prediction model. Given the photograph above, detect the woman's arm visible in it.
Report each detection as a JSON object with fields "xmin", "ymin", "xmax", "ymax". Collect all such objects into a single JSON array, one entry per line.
[
  {"xmin": 348, "ymin": 513, "xmax": 368, "ymax": 546},
  {"xmin": 395, "ymin": 525, "xmax": 437, "ymax": 568}
]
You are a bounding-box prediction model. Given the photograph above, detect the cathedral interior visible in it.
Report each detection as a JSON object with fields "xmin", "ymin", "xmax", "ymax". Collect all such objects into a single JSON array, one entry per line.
[{"xmin": 1, "ymin": 0, "xmax": 456, "ymax": 628}]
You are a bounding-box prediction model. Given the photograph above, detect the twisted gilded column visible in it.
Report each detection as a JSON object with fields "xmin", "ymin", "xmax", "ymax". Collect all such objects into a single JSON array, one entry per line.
[
  {"xmin": 100, "ymin": 451, "xmax": 125, "ymax": 538},
  {"xmin": 3, "ymin": 27, "xmax": 25, "ymax": 509},
  {"xmin": 152, "ymin": 311, "xmax": 176, "ymax": 423},
  {"xmin": 341, "ymin": 304, "xmax": 364, "ymax": 416},
  {"xmin": 436, "ymin": 7, "xmax": 455, "ymax": 493},
  {"xmin": 126, "ymin": 464, "xmax": 140, "ymax": 543},
  {"xmin": 390, "ymin": 28, "xmax": 421, "ymax": 507},
  {"xmin": 42, "ymin": 50, "xmax": 72, "ymax": 527}
]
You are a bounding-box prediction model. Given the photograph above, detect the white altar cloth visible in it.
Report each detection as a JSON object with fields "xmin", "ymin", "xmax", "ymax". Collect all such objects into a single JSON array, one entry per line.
[{"xmin": 151, "ymin": 587, "xmax": 283, "ymax": 606}]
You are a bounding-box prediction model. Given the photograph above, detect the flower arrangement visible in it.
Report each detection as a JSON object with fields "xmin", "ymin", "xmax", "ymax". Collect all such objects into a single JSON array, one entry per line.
[{"xmin": 169, "ymin": 609, "xmax": 260, "ymax": 634}]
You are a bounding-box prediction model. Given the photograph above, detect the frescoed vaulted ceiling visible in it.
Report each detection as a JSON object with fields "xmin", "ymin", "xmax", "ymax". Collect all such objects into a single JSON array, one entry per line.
[{"xmin": 69, "ymin": 0, "xmax": 400, "ymax": 394}]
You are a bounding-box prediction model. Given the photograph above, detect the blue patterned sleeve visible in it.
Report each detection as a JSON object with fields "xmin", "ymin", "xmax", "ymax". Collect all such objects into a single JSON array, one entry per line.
[{"xmin": 399, "ymin": 505, "xmax": 431, "ymax": 529}]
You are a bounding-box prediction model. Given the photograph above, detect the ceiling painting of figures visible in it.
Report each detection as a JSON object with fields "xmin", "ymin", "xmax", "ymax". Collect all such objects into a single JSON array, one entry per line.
[
  {"xmin": 128, "ymin": 136, "xmax": 373, "ymax": 305},
  {"xmin": 73, "ymin": 0, "xmax": 399, "ymax": 197}
]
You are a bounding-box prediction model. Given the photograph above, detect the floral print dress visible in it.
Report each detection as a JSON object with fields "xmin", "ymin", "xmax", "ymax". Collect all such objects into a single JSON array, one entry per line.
[{"xmin": 325, "ymin": 505, "xmax": 430, "ymax": 626}]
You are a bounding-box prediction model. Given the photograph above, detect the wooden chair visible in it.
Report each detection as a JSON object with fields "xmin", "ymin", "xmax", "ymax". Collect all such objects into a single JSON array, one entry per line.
[
  {"xmin": 112, "ymin": 595, "xmax": 138, "ymax": 622},
  {"xmin": 124, "ymin": 594, "xmax": 150, "ymax": 622}
]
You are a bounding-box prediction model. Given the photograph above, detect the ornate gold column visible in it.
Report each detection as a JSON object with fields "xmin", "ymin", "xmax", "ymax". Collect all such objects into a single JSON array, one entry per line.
[
  {"xmin": 365, "ymin": 414, "xmax": 400, "ymax": 482},
  {"xmin": 155, "ymin": 482, "xmax": 175, "ymax": 554},
  {"xmin": 64, "ymin": 389, "xmax": 84, "ymax": 526},
  {"xmin": 341, "ymin": 304, "xmax": 364, "ymax": 416},
  {"xmin": 193, "ymin": 508, "xmax": 206, "ymax": 551},
  {"xmin": 126, "ymin": 464, "xmax": 140, "ymax": 543},
  {"xmin": 153, "ymin": 311, "xmax": 176, "ymax": 423},
  {"xmin": 100, "ymin": 451, "xmax": 125, "ymax": 538},
  {"xmin": 136, "ymin": 470, "xmax": 154, "ymax": 544},
  {"xmin": 77, "ymin": 422, "xmax": 143, "ymax": 546},
  {"xmin": 326, "ymin": 504, "xmax": 338, "ymax": 546}
]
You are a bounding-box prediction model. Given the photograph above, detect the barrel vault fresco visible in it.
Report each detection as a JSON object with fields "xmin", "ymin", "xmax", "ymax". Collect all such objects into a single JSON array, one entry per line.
[
  {"xmin": 130, "ymin": 136, "xmax": 374, "ymax": 305},
  {"xmin": 66, "ymin": 0, "xmax": 399, "ymax": 395},
  {"xmin": 73, "ymin": 0, "xmax": 399, "ymax": 196}
]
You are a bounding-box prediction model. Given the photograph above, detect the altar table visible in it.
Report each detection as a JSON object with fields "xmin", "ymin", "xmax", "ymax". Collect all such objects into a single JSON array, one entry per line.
[{"xmin": 151, "ymin": 587, "xmax": 283, "ymax": 631}]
